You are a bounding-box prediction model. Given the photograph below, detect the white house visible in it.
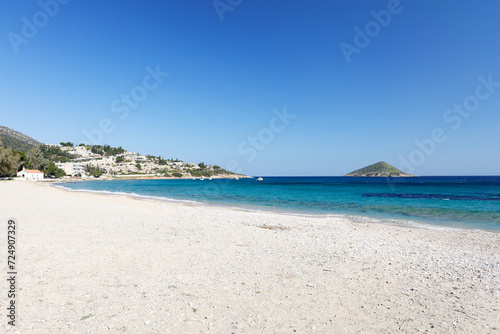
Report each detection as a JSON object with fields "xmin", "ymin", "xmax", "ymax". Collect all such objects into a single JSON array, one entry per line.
[{"xmin": 17, "ymin": 167, "xmax": 44, "ymax": 181}]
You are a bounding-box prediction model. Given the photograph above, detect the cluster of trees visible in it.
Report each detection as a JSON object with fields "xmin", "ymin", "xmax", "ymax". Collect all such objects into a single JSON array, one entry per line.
[
  {"xmin": 145, "ymin": 155, "xmax": 181, "ymax": 165},
  {"xmin": 104, "ymin": 145, "xmax": 125, "ymax": 156},
  {"xmin": 0, "ymin": 139, "xmax": 66, "ymax": 178},
  {"xmin": 44, "ymin": 162, "xmax": 66, "ymax": 178},
  {"xmin": 189, "ymin": 170, "xmax": 204, "ymax": 177},
  {"xmin": 190, "ymin": 162, "xmax": 211, "ymax": 177},
  {"xmin": 0, "ymin": 139, "xmax": 23, "ymax": 177},
  {"xmin": 162, "ymin": 157, "xmax": 181, "ymax": 162},
  {"xmin": 90, "ymin": 145, "xmax": 125, "ymax": 156},
  {"xmin": 189, "ymin": 162, "xmax": 235, "ymax": 177},
  {"xmin": 25, "ymin": 146, "xmax": 49, "ymax": 170},
  {"xmin": 41, "ymin": 145, "xmax": 76, "ymax": 163},
  {"xmin": 85, "ymin": 165, "xmax": 105, "ymax": 177}
]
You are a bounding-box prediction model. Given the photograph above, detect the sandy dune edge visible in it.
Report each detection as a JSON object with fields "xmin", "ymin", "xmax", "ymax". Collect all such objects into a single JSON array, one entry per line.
[{"xmin": 0, "ymin": 181, "xmax": 499, "ymax": 333}]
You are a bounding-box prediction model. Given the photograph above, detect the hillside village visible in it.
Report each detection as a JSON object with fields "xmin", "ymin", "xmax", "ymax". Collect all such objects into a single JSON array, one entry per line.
[
  {"xmin": 0, "ymin": 124, "xmax": 247, "ymax": 180},
  {"xmin": 45, "ymin": 143, "xmax": 245, "ymax": 179}
]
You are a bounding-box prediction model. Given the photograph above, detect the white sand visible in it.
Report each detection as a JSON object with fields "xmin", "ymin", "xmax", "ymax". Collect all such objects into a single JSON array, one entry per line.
[{"xmin": 1, "ymin": 181, "xmax": 499, "ymax": 333}]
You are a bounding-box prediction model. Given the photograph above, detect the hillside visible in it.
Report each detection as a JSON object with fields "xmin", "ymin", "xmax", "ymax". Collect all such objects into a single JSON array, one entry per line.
[
  {"xmin": 0, "ymin": 125, "xmax": 41, "ymax": 152},
  {"xmin": 0, "ymin": 125, "xmax": 249, "ymax": 178},
  {"xmin": 344, "ymin": 161, "xmax": 417, "ymax": 177}
]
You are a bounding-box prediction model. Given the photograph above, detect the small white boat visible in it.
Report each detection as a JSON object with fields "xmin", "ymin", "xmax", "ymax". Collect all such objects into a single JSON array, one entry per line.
[
  {"xmin": 234, "ymin": 177, "xmax": 239, "ymax": 180},
  {"xmin": 200, "ymin": 176, "xmax": 205, "ymax": 180},
  {"xmin": 256, "ymin": 177, "xmax": 263, "ymax": 181}
]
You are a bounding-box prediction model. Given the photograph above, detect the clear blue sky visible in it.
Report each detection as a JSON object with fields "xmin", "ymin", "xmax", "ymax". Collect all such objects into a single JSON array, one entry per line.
[{"xmin": 1, "ymin": 0, "xmax": 499, "ymax": 176}]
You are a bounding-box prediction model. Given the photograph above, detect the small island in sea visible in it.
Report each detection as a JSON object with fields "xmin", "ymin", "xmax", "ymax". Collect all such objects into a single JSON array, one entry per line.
[{"xmin": 344, "ymin": 161, "xmax": 417, "ymax": 177}]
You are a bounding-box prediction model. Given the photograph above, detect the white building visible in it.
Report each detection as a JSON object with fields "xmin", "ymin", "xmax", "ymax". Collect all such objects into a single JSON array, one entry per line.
[
  {"xmin": 55, "ymin": 162, "xmax": 73, "ymax": 176},
  {"xmin": 17, "ymin": 167, "xmax": 44, "ymax": 181},
  {"xmin": 56, "ymin": 162, "xmax": 85, "ymax": 177},
  {"xmin": 73, "ymin": 163, "xmax": 85, "ymax": 176}
]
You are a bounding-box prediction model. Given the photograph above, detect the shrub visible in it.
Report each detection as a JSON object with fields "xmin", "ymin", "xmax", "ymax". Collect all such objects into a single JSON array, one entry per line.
[{"xmin": 190, "ymin": 170, "xmax": 202, "ymax": 177}]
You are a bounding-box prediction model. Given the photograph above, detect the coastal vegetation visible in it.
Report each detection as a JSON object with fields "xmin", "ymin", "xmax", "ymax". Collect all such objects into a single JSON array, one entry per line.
[
  {"xmin": 0, "ymin": 137, "xmax": 65, "ymax": 178},
  {"xmin": 189, "ymin": 162, "xmax": 237, "ymax": 178},
  {"xmin": 90, "ymin": 145, "xmax": 125, "ymax": 156},
  {"xmin": 0, "ymin": 139, "xmax": 22, "ymax": 177},
  {"xmin": 44, "ymin": 162, "xmax": 66, "ymax": 178},
  {"xmin": 190, "ymin": 170, "xmax": 203, "ymax": 177},
  {"xmin": 41, "ymin": 145, "xmax": 76, "ymax": 162},
  {"xmin": 85, "ymin": 165, "xmax": 105, "ymax": 178},
  {"xmin": 25, "ymin": 146, "xmax": 49, "ymax": 171}
]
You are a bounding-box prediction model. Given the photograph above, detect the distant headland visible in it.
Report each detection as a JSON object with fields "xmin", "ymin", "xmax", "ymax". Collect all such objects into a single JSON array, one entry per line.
[{"xmin": 344, "ymin": 161, "xmax": 418, "ymax": 177}]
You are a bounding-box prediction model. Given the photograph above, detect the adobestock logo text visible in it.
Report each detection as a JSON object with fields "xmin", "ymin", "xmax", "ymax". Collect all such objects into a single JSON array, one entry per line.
[
  {"xmin": 237, "ymin": 106, "xmax": 295, "ymax": 163},
  {"xmin": 339, "ymin": 0, "xmax": 413, "ymax": 64},
  {"xmin": 7, "ymin": 0, "xmax": 71, "ymax": 54}
]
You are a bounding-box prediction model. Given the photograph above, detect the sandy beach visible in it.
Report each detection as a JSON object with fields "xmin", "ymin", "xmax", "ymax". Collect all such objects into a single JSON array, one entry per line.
[{"xmin": 1, "ymin": 181, "xmax": 499, "ymax": 333}]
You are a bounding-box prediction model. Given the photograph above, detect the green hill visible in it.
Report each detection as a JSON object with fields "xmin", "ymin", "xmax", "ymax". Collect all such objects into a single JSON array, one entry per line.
[
  {"xmin": 344, "ymin": 161, "xmax": 416, "ymax": 177},
  {"xmin": 0, "ymin": 125, "xmax": 41, "ymax": 152}
]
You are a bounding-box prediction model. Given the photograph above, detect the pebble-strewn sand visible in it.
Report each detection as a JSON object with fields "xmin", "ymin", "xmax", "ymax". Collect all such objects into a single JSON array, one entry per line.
[{"xmin": 1, "ymin": 181, "xmax": 499, "ymax": 333}]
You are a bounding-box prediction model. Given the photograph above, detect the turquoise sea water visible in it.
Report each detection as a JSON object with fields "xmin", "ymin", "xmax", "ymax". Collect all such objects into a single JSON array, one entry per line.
[{"xmin": 56, "ymin": 176, "xmax": 500, "ymax": 232}]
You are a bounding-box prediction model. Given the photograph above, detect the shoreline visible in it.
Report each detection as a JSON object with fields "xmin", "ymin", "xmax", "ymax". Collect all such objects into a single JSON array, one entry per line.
[
  {"xmin": 1, "ymin": 181, "xmax": 499, "ymax": 333},
  {"xmin": 51, "ymin": 180, "xmax": 500, "ymax": 234}
]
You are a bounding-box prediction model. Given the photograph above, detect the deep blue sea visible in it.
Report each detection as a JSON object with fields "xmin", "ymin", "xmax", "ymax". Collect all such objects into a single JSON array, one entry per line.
[{"xmin": 56, "ymin": 176, "xmax": 500, "ymax": 232}]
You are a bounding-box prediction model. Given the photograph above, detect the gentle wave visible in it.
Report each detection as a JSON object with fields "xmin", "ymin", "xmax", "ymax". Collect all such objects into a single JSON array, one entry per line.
[{"xmin": 52, "ymin": 184, "xmax": 203, "ymax": 205}]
